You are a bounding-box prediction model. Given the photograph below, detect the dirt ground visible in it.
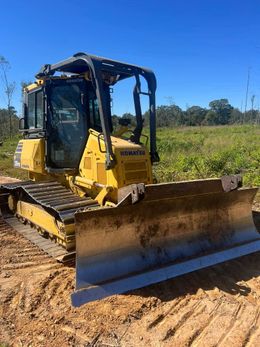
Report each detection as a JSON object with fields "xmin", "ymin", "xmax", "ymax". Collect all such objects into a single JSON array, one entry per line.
[{"xmin": 0, "ymin": 176, "xmax": 259, "ymax": 347}]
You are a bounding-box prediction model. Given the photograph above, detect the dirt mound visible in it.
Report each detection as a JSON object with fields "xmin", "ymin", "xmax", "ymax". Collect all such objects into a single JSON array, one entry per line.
[{"xmin": 0, "ymin": 176, "xmax": 259, "ymax": 346}]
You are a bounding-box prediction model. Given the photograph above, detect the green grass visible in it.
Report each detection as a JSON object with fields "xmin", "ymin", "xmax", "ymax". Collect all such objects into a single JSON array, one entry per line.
[
  {"xmin": 0, "ymin": 125, "xmax": 259, "ymax": 188},
  {"xmin": 153, "ymin": 125, "xmax": 260, "ymax": 187},
  {"xmin": 0, "ymin": 135, "xmax": 27, "ymax": 180}
]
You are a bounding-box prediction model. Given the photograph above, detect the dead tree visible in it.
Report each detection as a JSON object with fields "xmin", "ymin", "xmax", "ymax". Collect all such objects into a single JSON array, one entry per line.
[{"xmin": 0, "ymin": 56, "xmax": 15, "ymax": 138}]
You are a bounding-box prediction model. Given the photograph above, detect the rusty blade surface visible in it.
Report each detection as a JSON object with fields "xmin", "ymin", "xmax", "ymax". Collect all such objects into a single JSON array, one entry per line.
[{"xmin": 72, "ymin": 179, "xmax": 260, "ymax": 307}]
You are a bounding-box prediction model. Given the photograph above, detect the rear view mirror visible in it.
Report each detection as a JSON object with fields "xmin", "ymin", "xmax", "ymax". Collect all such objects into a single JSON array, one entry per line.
[{"xmin": 19, "ymin": 117, "xmax": 25, "ymax": 130}]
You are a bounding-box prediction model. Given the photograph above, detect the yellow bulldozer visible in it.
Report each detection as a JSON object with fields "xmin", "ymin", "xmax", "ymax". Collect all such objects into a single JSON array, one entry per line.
[{"xmin": 1, "ymin": 53, "xmax": 259, "ymax": 307}]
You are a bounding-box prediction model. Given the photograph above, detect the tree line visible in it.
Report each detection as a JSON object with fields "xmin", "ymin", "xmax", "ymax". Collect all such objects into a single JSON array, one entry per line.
[
  {"xmin": 0, "ymin": 108, "xmax": 19, "ymax": 140},
  {"xmin": 113, "ymin": 98, "xmax": 260, "ymax": 128},
  {"xmin": 1, "ymin": 97, "xmax": 259, "ymax": 140}
]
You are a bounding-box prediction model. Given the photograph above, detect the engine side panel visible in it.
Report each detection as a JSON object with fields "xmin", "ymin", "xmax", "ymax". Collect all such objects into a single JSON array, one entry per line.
[
  {"xmin": 14, "ymin": 139, "xmax": 46, "ymax": 174},
  {"xmin": 79, "ymin": 129, "xmax": 153, "ymax": 190}
]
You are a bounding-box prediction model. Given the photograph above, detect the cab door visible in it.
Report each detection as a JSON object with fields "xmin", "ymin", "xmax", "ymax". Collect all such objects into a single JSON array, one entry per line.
[{"xmin": 45, "ymin": 78, "xmax": 88, "ymax": 170}]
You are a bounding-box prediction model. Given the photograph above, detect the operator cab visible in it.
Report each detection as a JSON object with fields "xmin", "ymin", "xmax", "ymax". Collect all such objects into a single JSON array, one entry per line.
[
  {"xmin": 22, "ymin": 52, "xmax": 159, "ymax": 172},
  {"xmin": 23, "ymin": 76, "xmax": 112, "ymax": 170}
]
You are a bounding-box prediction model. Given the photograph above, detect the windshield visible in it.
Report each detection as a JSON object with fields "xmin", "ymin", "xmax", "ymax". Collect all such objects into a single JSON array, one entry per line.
[
  {"xmin": 46, "ymin": 78, "xmax": 113, "ymax": 169},
  {"xmin": 47, "ymin": 79, "xmax": 87, "ymax": 168}
]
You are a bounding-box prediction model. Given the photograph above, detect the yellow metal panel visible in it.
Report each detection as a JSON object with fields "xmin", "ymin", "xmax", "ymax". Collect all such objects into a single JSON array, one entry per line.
[
  {"xmin": 84, "ymin": 157, "xmax": 92, "ymax": 170},
  {"xmin": 125, "ymin": 170, "xmax": 147, "ymax": 182},
  {"xmin": 24, "ymin": 80, "xmax": 44, "ymax": 92},
  {"xmin": 78, "ymin": 129, "xmax": 153, "ymax": 203},
  {"xmin": 16, "ymin": 200, "xmax": 75, "ymax": 249},
  {"xmin": 15, "ymin": 139, "xmax": 46, "ymax": 174},
  {"xmin": 97, "ymin": 162, "xmax": 107, "ymax": 185},
  {"xmin": 124, "ymin": 161, "xmax": 146, "ymax": 171}
]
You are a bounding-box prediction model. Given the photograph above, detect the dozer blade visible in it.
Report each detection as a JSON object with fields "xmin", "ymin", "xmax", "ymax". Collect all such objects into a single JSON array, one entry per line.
[{"xmin": 71, "ymin": 178, "xmax": 260, "ymax": 307}]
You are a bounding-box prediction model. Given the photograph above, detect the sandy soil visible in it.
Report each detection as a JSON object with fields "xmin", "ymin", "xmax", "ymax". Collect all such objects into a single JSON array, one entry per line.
[
  {"xmin": 0, "ymin": 177, "xmax": 259, "ymax": 347},
  {"xmin": 0, "ymin": 176, "xmax": 20, "ymax": 184}
]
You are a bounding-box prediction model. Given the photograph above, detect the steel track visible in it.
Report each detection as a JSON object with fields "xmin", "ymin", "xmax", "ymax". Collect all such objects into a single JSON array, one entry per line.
[{"xmin": 0, "ymin": 180, "xmax": 99, "ymax": 264}]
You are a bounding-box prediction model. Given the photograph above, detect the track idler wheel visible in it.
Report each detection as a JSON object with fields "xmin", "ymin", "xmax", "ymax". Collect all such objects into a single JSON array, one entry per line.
[{"xmin": 8, "ymin": 194, "xmax": 17, "ymax": 213}]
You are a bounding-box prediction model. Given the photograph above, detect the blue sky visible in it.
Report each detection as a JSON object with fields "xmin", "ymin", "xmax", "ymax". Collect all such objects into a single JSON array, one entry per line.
[{"xmin": 0, "ymin": 0, "xmax": 260, "ymax": 115}]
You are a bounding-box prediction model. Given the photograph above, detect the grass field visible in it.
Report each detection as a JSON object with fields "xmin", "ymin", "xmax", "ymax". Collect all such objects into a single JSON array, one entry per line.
[
  {"xmin": 0, "ymin": 125, "xmax": 259, "ymax": 187},
  {"xmin": 154, "ymin": 125, "xmax": 260, "ymax": 187},
  {"xmin": 0, "ymin": 135, "xmax": 28, "ymax": 180}
]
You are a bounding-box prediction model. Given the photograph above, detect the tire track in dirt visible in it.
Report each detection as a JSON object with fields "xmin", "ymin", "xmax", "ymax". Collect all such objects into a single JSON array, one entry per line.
[
  {"xmin": 218, "ymin": 305, "xmax": 259, "ymax": 347},
  {"xmin": 120, "ymin": 250, "xmax": 260, "ymax": 347},
  {"xmin": 191, "ymin": 302, "xmax": 242, "ymax": 347},
  {"xmin": 243, "ymin": 308, "xmax": 260, "ymax": 347},
  {"xmin": 147, "ymin": 295, "xmax": 196, "ymax": 331},
  {"xmin": 183, "ymin": 301, "xmax": 223, "ymax": 346},
  {"xmin": 161, "ymin": 301, "xmax": 205, "ymax": 342}
]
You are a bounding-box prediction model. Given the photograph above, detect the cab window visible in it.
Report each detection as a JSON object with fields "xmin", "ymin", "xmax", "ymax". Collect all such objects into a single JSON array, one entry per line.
[
  {"xmin": 28, "ymin": 93, "xmax": 35, "ymax": 128},
  {"xmin": 36, "ymin": 91, "xmax": 44, "ymax": 128},
  {"xmin": 27, "ymin": 90, "xmax": 44, "ymax": 129},
  {"xmin": 89, "ymin": 97, "xmax": 102, "ymax": 131}
]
